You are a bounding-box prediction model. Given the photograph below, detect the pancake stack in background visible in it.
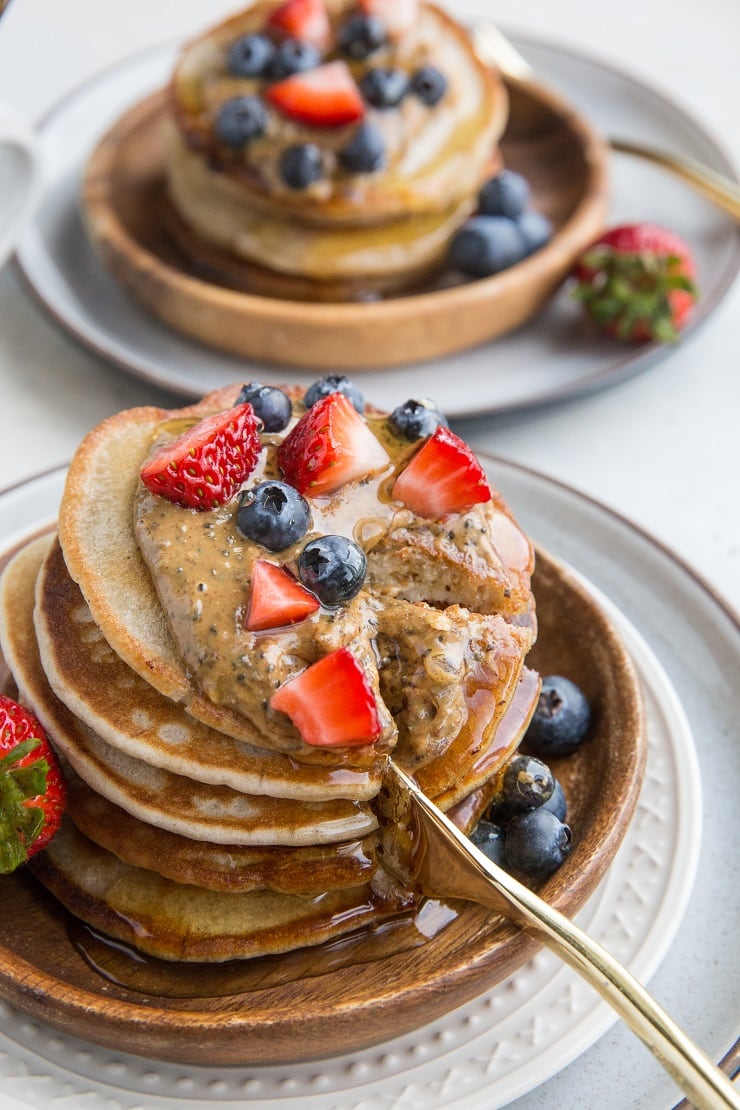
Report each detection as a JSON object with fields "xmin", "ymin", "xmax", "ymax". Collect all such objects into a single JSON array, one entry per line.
[
  {"xmin": 0, "ymin": 384, "xmax": 539, "ymax": 962},
  {"xmin": 163, "ymin": 0, "xmax": 508, "ymax": 300}
]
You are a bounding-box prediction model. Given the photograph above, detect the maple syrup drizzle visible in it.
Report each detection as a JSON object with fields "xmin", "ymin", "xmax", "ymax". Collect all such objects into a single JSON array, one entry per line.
[{"xmin": 68, "ymin": 898, "xmax": 460, "ymax": 999}]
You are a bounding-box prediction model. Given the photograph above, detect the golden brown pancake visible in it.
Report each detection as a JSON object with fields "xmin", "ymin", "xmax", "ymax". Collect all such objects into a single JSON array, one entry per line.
[
  {"xmin": 14, "ymin": 381, "xmax": 542, "ymax": 961},
  {"xmin": 35, "ymin": 538, "xmax": 378, "ymax": 801},
  {"xmin": 30, "ymin": 819, "xmax": 411, "ymax": 962},
  {"xmin": 0, "ymin": 541, "xmax": 377, "ymax": 847},
  {"xmin": 61, "ymin": 759, "xmax": 376, "ymax": 894},
  {"xmin": 163, "ymin": 0, "xmax": 508, "ymax": 300}
]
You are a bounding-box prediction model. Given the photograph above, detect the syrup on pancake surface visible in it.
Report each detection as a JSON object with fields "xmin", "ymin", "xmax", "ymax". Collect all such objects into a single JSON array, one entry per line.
[
  {"xmin": 165, "ymin": 0, "xmax": 508, "ymax": 295},
  {"xmin": 0, "ymin": 378, "xmax": 541, "ymax": 961}
]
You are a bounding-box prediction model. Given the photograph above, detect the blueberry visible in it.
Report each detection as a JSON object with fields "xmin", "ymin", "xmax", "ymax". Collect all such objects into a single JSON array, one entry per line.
[
  {"xmin": 488, "ymin": 754, "xmax": 555, "ymax": 825},
  {"xmin": 338, "ymin": 13, "xmax": 386, "ymax": 58},
  {"xmin": 479, "ymin": 170, "xmax": 531, "ymax": 219},
  {"xmin": 268, "ymin": 38, "xmax": 321, "ymax": 80},
  {"xmin": 469, "ymin": 819, "xmax": 505, "ymax": 867},
  {"xmin": 360, "ymin": 67, "xmax": 410, "ymax": 108},
  {"xmin": 227, "ymin": 33, "xmax": 275, "ymax": 77},
  {"xmin": 410, "ymin": 65, "xmax": 447, "ymax": 106},
  {"xmin": 214, "ymin": 96, "xmax": 267, "ymax": 147},
  {"xmin": 304, "ymin": 375, "xmax": 365, "ymax": 413},
  {"xmin": 448, "ymin": 215, "xmax": 527, "ymax": 278},
  {"xmin": 237, "ymin": 482, "xmax": 311, "ymax": 552},
  {"xmin": 234, "ymin": 382, "xmax": 292, "ymax": 433},
  {"xmin": 297, "ymin": 535, "xmax": 367, "ymax": 607},
  {"xmin": 541, "ymin": 778, "xmax": 567, "ymax": 822},
  {"xmin": 504, "ymin": 809, "xmax": 571, "ymax": 880},
  {"xmin": 517, "ymin": 210, "xmax": 553, "ymax": 255},
  {"xmin": 280, "ymin": 143, "xmax": 323, "ymax": 190},
  {"xmin": 389, "ymin": 398, "xmax": 448, "ymax": 441},
  {"xmin": 339, "ymin": 122, "xmax": 386, "ymax": 174},
  {"xmin": 524, "ymin": 676, "xmax": 591, "ymax": 758}
]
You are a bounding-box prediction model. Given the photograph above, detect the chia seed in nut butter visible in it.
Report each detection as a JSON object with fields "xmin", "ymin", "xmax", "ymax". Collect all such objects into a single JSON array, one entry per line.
[{"xmin": 134, "ymin": 404, "xmax": 534, "ymax": 769}]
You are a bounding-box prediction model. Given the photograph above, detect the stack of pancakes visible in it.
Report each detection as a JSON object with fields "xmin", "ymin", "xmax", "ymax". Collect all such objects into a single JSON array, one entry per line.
[
  {"xmin": 164, "ymin": 0, "xmax": 508, "ymax": 301},
  {"xmin": 0, "ymin": 386, "xmax": 539, "ymax": 962}
]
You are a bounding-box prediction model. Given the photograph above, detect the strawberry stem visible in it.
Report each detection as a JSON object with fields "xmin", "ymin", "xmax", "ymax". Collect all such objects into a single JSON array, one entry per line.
[
  {"xmin": 574, "ymin": 246, "xmax": 697, "ymax": 343},
  {"xmin": 0, "ymin": 737, "xmax": 47, "ymax": 873}
]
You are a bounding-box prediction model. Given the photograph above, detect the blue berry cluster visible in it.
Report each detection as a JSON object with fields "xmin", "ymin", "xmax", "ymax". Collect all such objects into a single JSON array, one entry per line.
[
  {"xmin": 470, "ymin": 676, "xmax": 591, "ymax": 883},
  {"xmin": 448, "ymin": 169, "xmax": 554, "ymax": 279},
  {"xmin": 233, "ymin": 376, "xmax": 371, "ymax": 607},
  {"xmin": 216, "ymin": 15, "xmax": 448, "ymax": 189}
]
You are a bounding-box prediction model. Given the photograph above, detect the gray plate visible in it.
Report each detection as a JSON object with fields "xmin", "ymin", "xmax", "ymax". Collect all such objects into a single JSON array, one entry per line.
[{"xmin": 13, "ymin": 34, "xmax": 740, "ymax": 418}]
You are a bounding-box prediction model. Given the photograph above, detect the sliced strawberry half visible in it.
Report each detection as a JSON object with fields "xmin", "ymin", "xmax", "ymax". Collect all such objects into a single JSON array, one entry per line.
[
  {"xmin": 392, "ymin": 425, "xmax": 492, "ymax": 519},
  {"xmin": 266, "ymin": 61, "xmax": 365, "ymax": 128},
  {"xmin": 140, "ymin": 403, "xmax": 262, "ymax": 511},
  {"xmin": 267, "ymin": 0, "xmax": 332, "ymax": 49},
  {"xmin": 0, "ymin": 694, "xmax": 66, "ymax": 873},
  {"xmin": 246, "ymin": 559, "xmax": 320, "ymax": 632},
  {"xmin": 278, "ymin": 392, "xmax": 389, "ymax": 497},
  {"xmin": 358, "ymin": 0, "xmax": 418, "ymax": 35},
  {"xmin": 270, "ymin": 647, "xmax": 381, "ymax": 747}
]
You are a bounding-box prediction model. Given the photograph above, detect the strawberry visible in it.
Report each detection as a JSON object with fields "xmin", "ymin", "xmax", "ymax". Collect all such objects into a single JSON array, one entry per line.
[
  {"xmin": 358, "ymin": 0, "xmax": 418, "ymax": 35},
  {"xmin": 267, "ymin": 0, "xmax": 331, "ymax": 49},
  {"xmin": 140, "ymin": 403, "xmax": 262, "ymax": 511},
  {"xmin": 278, "ymin": 392, "xmax": 389, "ymax": 497},
  {"xmin": 572, "ymin": 223, "xmax": 698, "ymax": 342},
  {"xmin": 270, "ymin": 647, "xmax": 381, "ymax": 747},
  {"xmin": 392, "ymin": 425, "xmax": 492, "ymax": 519},
  {"xmin": 0, "ymin": 695, "xmax": 66, "ymax": 873},
  {"xmin": 266, "ymin": 61, "xmax": 365, "ymax": 129},
  {"xmin": 245, "ymin": 559, "xmax": 320, "ymax": 631}
]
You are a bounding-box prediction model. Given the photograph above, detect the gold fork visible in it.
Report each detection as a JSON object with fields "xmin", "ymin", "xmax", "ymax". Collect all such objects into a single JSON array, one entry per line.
[
  {"xmin": 471, "ymin": 21, "xmax": 740, "ymax": 223},
  {"xmin": 379, "ymin": 761, "xmax": 740, "ymax": 1110}
]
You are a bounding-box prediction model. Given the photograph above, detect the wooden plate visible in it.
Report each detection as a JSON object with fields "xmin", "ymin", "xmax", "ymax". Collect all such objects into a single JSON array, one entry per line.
[
  {"xmin": 82, "ymin": 75, "xmax": 609, "ymax": 370},
  {"xmin": 0, "ymin": 538, "xmax": 645, "ymax": 1066}
]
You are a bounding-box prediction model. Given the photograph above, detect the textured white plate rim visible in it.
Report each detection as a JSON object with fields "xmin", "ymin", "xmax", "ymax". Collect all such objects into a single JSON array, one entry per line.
[
  {"xmin": 11, "ymin": 33, "xmax": 740, "ymax": 418},
  {"xmin": 0, "ymin": 461, "xmax": 709, "ymax": 1110}
]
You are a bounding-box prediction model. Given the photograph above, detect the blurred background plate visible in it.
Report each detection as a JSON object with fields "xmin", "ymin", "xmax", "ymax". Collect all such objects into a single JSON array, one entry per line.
[{"xmin": 13, "ymin": 34, "xmax": 740, "ymax": 418}]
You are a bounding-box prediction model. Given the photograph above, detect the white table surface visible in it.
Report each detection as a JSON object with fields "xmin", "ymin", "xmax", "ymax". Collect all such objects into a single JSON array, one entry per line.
[{"xmin": 0, "ymin": 1, "xmax": 738, "ymax": 1107}]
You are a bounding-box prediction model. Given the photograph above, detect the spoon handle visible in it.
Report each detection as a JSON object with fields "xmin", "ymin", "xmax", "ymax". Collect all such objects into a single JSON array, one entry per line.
[
  {"xmin": 609, "ymin": 139, "xmax": 740, "ymax": 221},
  {"xmin": 393, "ymin": 767, "xmax": 740, "ymax": 1110}
]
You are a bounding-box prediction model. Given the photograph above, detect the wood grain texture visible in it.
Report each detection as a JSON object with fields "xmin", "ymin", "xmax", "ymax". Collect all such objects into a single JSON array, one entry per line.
[
  {"xmin": 81, "ymin": 75, "xmax": 609, "ymax": 370},
  {"xmin": 0, "ymin": 537, "xmax": 645, "ymax": 1066}
]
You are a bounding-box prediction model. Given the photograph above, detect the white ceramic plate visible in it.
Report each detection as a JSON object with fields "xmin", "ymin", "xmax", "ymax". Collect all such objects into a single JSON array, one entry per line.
[
  {"xmin": 13, "ymin": 35, "xmax": 740, "ymax": 419},
  {"xmin": 0, "ymin": 459, "xmax": 736, "ymax": 1110}
]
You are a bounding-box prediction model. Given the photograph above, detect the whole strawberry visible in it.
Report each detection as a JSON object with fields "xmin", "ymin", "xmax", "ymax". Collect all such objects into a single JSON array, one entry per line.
[
  {"xmin": 0, "ymin": 695, "xmax": 66, "ymax": 873},
  {"xmin": 572, "ymin": 223, "xmax": 698, "ymax": 342},
  {"xmin": 140, "ymin": 402, "xmax": 262, "ymax": 510}
]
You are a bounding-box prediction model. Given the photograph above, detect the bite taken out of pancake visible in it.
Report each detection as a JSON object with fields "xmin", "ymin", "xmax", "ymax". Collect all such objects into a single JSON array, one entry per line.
[{"xmin": 0, "ymin": 380, "xmax": 544, "ymax": 962}]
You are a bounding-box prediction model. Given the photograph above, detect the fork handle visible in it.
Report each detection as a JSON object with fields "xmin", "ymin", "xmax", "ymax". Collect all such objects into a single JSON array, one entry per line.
[
  {"xmin": 609, "ymin": 138, "xmax": 740, "ymax": 221},
  {"xmin": 407, "ymin": 783, "xmax": 740, "ymax": 1110},
  {"xmin": 497, "ymin": 873, "xmax": 740, "ymax": 1109}
]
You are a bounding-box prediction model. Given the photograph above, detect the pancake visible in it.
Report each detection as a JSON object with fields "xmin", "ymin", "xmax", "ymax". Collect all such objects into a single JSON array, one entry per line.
[
  {"xmin": 35, "ymin": 538, "xmax": 378, "ymax": 801},
  {"xmin": 163, "ymin": 0, "xmax": 508, "ymax": 301},
  {"xmin": 30, "ymin": 819, "xmax": 411, "ymax": 962},
  {"xmin": 62, "ymin": 759, "xmax": 376, "ymax": 894},
  {"xmin": 58, "ymin": 387, "xmax": 535, "ymax": 773},
  {"xmin": 0, "ymin": 540, "xmax": 376, "ymax": 846},
  {"xmin": 169, "ymin": 1, "xmax": 506, "ymax": 225},
  {"xmin": 22, "ymin": 380, "xmax": 543, "ymax": 961}
]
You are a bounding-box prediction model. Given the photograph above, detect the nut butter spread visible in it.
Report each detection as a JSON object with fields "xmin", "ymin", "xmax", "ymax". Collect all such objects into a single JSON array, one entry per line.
[{"xmin": 134, "ymin": 400, "xmax": 535, "ymax": 772}]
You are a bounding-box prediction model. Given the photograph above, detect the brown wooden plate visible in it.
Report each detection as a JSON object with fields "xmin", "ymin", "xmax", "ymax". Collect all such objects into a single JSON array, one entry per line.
[
  {"xmin": 81, "ymin": 73, "xmax": 608, "ymax": 370},
  {"xmin": 0, "ymin": 532, "xmax": 645, "ymax": 1066}
]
